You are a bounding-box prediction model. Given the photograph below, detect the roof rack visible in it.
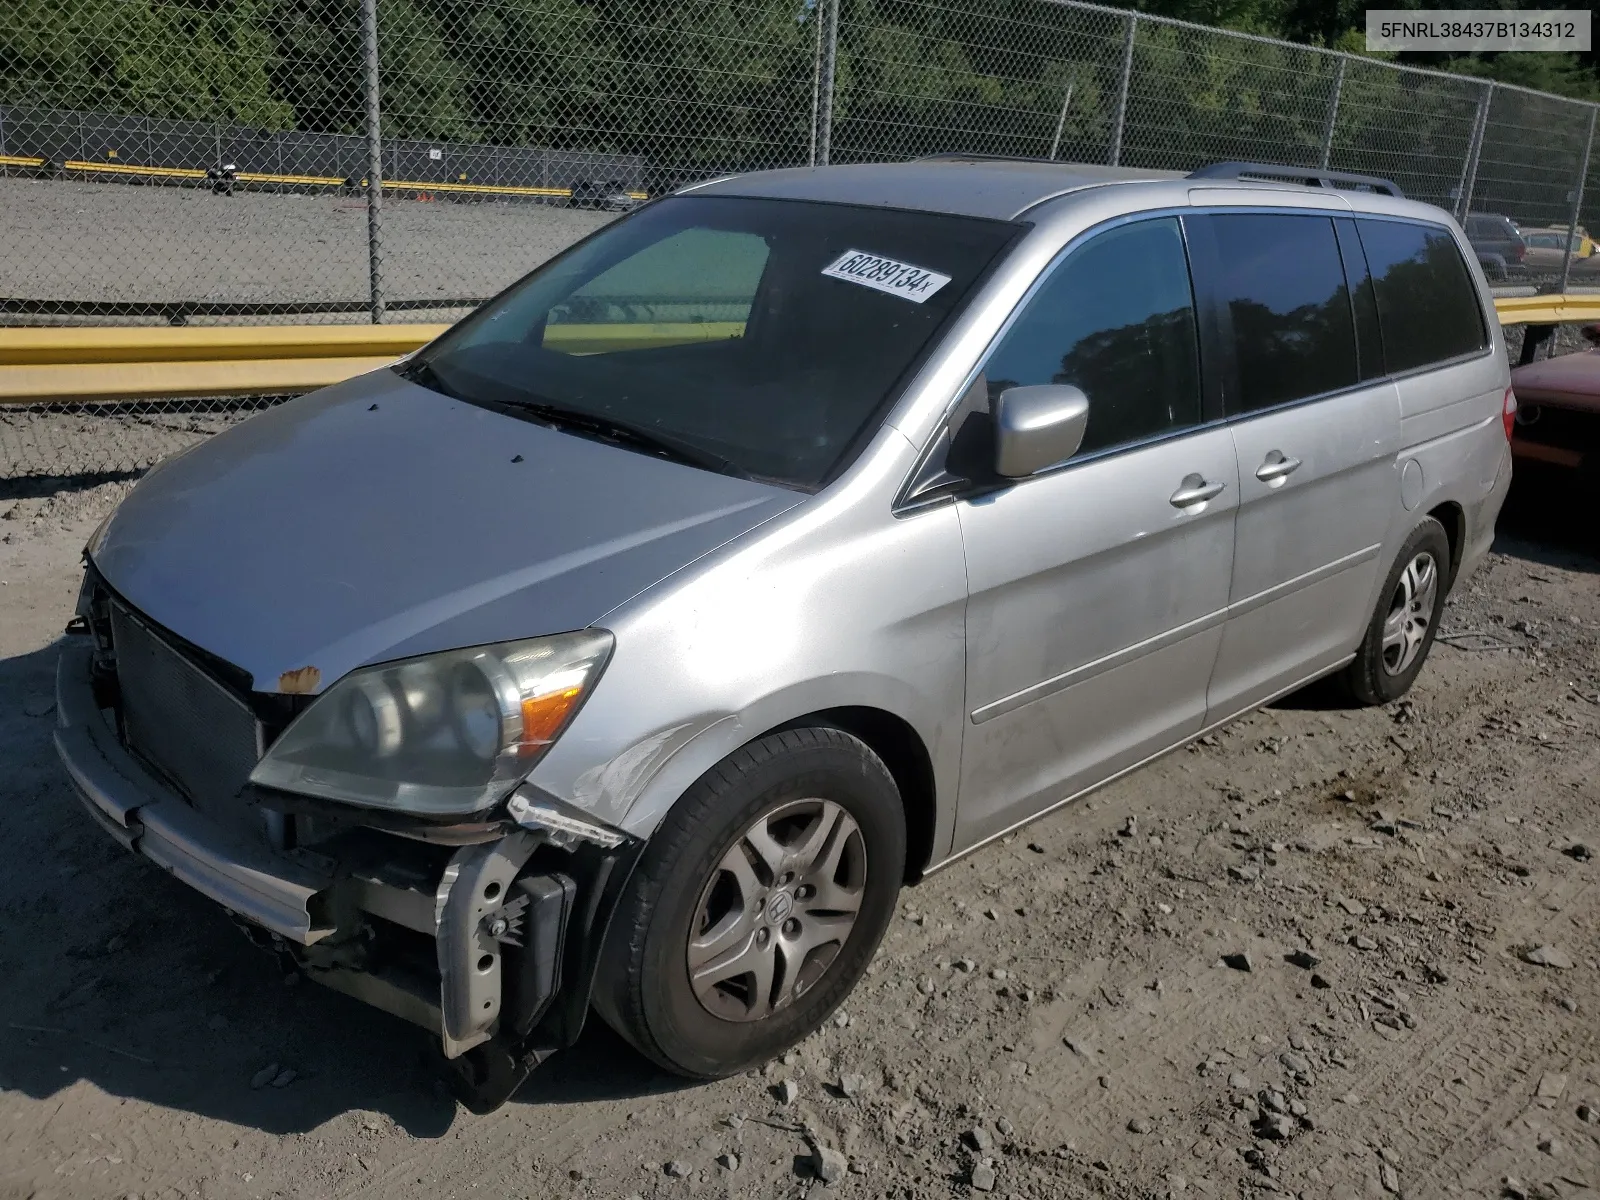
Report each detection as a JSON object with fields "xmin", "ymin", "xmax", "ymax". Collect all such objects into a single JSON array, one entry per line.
[{"xmin": 1188, "ymin": 161, "xmax": 1404, "ymax": 197}]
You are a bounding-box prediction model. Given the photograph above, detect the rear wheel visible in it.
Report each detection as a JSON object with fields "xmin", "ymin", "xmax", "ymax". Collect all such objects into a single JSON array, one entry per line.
[
  {"xmin": 592, "ymin": 726, "xmax": 905, "ymax": 1079},
  {"xmin": 1343, "ymin": 518, "xmax": 1449, "ymax": 705}
]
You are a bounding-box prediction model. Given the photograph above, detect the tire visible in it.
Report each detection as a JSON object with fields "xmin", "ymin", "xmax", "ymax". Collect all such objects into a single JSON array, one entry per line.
[
  {"xmin": 592, "ymin": 726, "xmax": 905, "ymax": 1079},
  {"xmin": 1342, "ymin": 517, "xmax": 1450, "ymax": 706}
]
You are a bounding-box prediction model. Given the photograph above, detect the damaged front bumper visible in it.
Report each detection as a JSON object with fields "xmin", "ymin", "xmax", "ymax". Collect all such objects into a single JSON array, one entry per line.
[{"xmin": 54, "ymin": 641, "xmax": 641, "ymax": 1110}]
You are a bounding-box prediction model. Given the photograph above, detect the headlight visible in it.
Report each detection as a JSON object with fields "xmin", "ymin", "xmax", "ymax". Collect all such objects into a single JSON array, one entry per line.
[{"xmin": 249, "ymin": 629, "xmax": 613, "ymax": 817}]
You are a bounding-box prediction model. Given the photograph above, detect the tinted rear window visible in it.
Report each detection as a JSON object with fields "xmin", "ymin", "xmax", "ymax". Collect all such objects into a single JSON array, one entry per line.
[
  {"xmin": 1356, "ymin": 219, "xmax": 1487, "ymax": 374},
  {"xmin": 1467, "ymin": 215, "xmax": 1519, "ymax": 239},
  {"xmin": 1197, "ymin": 213, "xmax": 1357, "ymax": 414}
]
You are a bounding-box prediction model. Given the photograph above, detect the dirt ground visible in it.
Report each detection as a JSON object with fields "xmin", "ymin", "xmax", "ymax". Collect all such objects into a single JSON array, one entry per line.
[{"xmin": 1, "ymin": 459, "xmax": 1597, "ymax": 1200}]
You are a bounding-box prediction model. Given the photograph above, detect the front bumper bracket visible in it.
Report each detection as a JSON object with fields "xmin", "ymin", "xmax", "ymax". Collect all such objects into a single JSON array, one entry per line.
[{"xmin": 55, "ymin": 640, "xmax": 644, "ymax": 1112}]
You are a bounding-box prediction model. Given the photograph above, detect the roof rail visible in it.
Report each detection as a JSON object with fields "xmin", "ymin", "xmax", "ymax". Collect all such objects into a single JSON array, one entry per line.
[{"xmin": 1188, "ymin": 161, "xmax": 1404, "ymax": 197}]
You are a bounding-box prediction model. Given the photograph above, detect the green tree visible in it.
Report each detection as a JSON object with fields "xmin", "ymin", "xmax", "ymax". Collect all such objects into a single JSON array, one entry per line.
[
  {"xmin": 2, "ymin": 0, "xmax": 291, "ymax": 126},
  {"xmin": 830, "ymin": 0, "xmax": 1131, "ymax": 162},
  {"xmin": 586, "ymin": 0, "xmax": 817, "ymax": 175},
  {"xmin": 1433, "ymin": 52, "xmax": 1598, "ymax": 102},
  {"xmin": 265, "ymin": 0, "xmax": 365, "ymax": 134},
  {"xmin": 433, "ymin": 0, "xmax": 603, "ymax": 146},
  {"xmin": 267, "ymin": 0, "xmax": 471, "ymax": 139},
  {"xmin": 379, "ymin": 0, "xmax": 472, "ymax": 140},
  {"xmin": 1120, "ymin": 16, "xmax": 1337, "ymax": 170}
]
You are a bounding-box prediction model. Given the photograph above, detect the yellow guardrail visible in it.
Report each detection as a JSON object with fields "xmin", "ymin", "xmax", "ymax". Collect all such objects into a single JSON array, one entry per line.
[
  {"xmin": 0, "ymin": 325, "xmax": 441, "ymax": 366},
  {"xmin": 0, "ymin": 295, "xmax": 1594, "ymax": 406},
  {"xmin": 0, "ymin": 154, "xmax": 646, "ymax": 200},
  {"xmin": 0, "ymin": 325, "xmax": 445, "ymax": 404},
  {"xmin": 0, "ymin": 321, "xmax": 748, "ymax": 403},
  {"xmin": 1492, "ymin": 291, "xmax": 1600, "ymax": 326},
  {"xmin": 544, "ymin": 322, "xmax": 746, "ymax": 354}
]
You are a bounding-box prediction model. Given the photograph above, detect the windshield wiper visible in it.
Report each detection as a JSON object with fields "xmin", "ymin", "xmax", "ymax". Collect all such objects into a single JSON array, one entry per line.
[
  {"xmin": 501, "ymin": 400, "xmax": 757, "ymax": 481},
  {"xmin": 402, "ymin": 360, "xmax": 757, "ymax": 481}
]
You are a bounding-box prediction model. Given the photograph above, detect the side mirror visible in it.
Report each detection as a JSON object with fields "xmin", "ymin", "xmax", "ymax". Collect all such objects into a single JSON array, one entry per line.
[{"xmin": 993, "ymin": 384, "xmax": 1090, "ymax": 479}]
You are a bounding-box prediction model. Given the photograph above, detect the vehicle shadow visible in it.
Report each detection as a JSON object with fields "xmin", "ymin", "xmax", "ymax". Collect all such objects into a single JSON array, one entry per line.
[
  {"xmin": 0, "ymin": 637, "xmax": 693, "ymax": 1144},
  {"xmin": 1493, "ymin": 470, "xmax": 1600, "ymax": 572},
  {"xmin": 1269, "ymin": 474, "xmax": 1597, "ymax": 715},
  {"xmin": 1267, "ymin": 675, "xmax": 1351, "ymax": 712}
]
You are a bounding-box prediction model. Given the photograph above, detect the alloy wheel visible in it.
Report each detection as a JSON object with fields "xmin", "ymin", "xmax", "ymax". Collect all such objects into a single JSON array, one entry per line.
[
  {"xmin": 686, "ymin": 798, "xmax": 867, "ymax": 1022},
  {"xmin": 1381, "ymin": 551, "xmax": 1439, "ymax": 676}
]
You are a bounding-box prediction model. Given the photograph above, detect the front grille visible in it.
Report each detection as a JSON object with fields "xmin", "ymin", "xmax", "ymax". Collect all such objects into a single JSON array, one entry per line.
[{"xmin": 110, "ymin": 603, "xmax": 264, "ymax": 832}]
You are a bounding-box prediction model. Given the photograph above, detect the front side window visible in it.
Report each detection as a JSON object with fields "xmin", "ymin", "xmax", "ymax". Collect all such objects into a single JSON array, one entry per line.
[
  {"xmin": 405, "ymin": 196, "xmax": 1020, "ymax": 489},
  {"xmin": 1356, "ymin": 219, "xmax": 1488, "ymax": 374},
  {"xmin": 982, "ymin": 216, "xmax": 1202, "ymax": 458},
  {"xmin": 1195, "ymin": 213, "xmax": 1358, "ymax": 414}
]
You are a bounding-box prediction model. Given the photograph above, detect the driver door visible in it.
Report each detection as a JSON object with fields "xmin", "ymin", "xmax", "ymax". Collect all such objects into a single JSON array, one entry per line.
[{"xmin": 954, "ymin": 216, "xmax": 1238, "ymax": 850}]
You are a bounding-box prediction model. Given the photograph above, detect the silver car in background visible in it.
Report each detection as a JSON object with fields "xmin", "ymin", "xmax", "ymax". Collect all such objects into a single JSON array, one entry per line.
[{"xmin": 56, "ymin": 157, "xmax": 1513, "ymax": 1109}]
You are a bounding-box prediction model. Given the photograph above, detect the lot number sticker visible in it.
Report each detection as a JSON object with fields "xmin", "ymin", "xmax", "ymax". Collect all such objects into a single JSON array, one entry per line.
[{"xmin": 821, "ymin": 250, "xmax": 951, "ymax": 304}]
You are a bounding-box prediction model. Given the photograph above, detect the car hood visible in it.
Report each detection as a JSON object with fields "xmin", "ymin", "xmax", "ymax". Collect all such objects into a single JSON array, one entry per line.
[{"xmin": 90, "ymin": 371, "xmax": 803, "ymax": 693}]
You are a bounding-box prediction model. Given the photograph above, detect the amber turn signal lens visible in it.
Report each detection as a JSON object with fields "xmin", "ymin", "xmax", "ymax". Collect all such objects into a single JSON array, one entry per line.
[{"xmin": 519, "ymin": 684, "xmax": 585, "ymax": 752}]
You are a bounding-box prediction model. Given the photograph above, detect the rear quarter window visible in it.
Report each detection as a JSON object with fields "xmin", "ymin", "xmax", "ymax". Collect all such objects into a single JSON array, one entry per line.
[
  {"xmin": 1355, "ymin": 220, "xmax": 1488, "ymax": 375},
  {"xmin": 1192, "ymin": 212, "xmax": 1358, "ymax": 414}
]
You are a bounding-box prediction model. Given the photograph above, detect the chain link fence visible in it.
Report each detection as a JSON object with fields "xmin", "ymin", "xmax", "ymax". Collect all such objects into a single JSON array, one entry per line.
[{"xmin": 3, "ymin": 0, "xmax": 1599, "ymax": 483}]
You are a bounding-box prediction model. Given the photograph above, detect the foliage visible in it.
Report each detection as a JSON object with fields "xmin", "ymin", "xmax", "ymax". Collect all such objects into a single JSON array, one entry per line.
[
  {"xmin": 0, "ymin": 0, "xmax": 1593, "ymax": 171},
  {"xmin": 1, "ymin": 0, "xmax": 292, "ymax": 127}
]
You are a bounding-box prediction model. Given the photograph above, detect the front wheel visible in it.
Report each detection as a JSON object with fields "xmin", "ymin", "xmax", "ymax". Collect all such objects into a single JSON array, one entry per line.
[
  {"xmin": 592, "ymin": 726, "xmax": 905, "ymax": 1079},
  {"xmin": 1343, "ymin": 517, "xmax": 1450, "ymax": 705}
]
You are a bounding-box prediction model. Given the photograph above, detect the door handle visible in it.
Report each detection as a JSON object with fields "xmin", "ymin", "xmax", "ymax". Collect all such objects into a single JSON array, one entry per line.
[
  {"xmin": 1255, "ymin": 452, "xmax": 1303, "ymax": 483},
  {"xmin": 1169, "ymin": 475, "xmax": 1227, "ymax": 508}
]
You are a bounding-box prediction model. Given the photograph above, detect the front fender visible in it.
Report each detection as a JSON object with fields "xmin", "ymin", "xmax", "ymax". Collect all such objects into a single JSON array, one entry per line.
[
  {"xmin": 522, "ymin": 462, "xmax": 970, "ymax": 862},
  {"xmin": 587, "ymin": 671, "xmax": 945, "ymax": 843}
]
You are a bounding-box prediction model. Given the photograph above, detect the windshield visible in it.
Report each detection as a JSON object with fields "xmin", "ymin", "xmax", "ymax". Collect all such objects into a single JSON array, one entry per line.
[{"xmin": 404, "ymin": 195, "xmax": 1020, "ymax": 488}]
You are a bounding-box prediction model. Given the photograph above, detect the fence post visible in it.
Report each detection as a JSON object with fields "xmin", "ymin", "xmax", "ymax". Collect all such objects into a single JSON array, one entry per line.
[
  {"xmin": 1558, "ymin": 105, "xmax": 1597, "ymax": 296},
  {"xmin": 816, "ymin": 0, "xmax": 840, "ymax": 165},
  {"xmin": 808, "ymin": 0, "xmax": 823, "ymax": 166},
  {"xmin": 1455, "ymin": 82, "xmax": 1492, "ymax": 221},
  {"xmin": 1319, "ymin": 57, "xmax": 1346, "ymax": 170},
  {"xmin": 1108, "ymin": 11, "xmax": 1137, "ymax": 167},
  {"xmin": 1048, "ymin": 71, "xmax": 1077, "ymax": 161},
  {"xmin": 361, "ymin": 0, "xmax": 386, "ymax": 324}
]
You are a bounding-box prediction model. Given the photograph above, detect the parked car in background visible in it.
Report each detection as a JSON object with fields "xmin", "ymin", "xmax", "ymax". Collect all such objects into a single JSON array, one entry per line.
[
  {"xmin": 1522, "ymin": 227, "xmax": 1600, "ymax": 275},
  {"xmin": 56, "ymin": 157, "xmax": 1512, "ymax": 1114},
  {"xmin": 569, "ymin": 178, "xmax": 644, "ymax": 212},
  {"xmin": 1465, "ymin": 212, "xmax": 1527, "ymax": 279},
  {"xmin": 1509, "ymin": 325, "xmax": 1600, "ymax": 486}
]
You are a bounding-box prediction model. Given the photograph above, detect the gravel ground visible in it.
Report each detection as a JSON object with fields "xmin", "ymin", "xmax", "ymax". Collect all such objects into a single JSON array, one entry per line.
[
  {"xmin": 1, "ymin": 450, "xmax": 1598, "ymax": 1200},
  {"xmin": 5, "ymin": 175, "xmax": 1597, "ymax": 328},
  {"xmin": 0, "ymin": 178, "xmax": 613, "ymax": 320},
  {"xmin": 0, "ymin": 402, "xmax": 271, "ymax": 480},
  {"xmin": 1504, "ymin": 323, "xmax": 1596, "ymax": 364}
]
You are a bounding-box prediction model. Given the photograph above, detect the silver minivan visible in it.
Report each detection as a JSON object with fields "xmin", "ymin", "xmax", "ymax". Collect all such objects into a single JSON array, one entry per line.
[{"xmin": 56, "ymin": 158, "xmax": 1514, "ymax": 1109}]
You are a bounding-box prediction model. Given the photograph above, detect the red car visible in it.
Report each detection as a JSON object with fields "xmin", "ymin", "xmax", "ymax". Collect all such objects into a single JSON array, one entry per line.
[{"xmin": 1510, "ymin": 327, "xmax": 1600, "ymax": 480}]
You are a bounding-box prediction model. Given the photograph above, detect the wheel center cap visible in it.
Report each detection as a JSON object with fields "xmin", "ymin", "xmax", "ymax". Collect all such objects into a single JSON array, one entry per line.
[{"xmin": 766, "ymin": 891, "xmax": 794, "ymax": 923}]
